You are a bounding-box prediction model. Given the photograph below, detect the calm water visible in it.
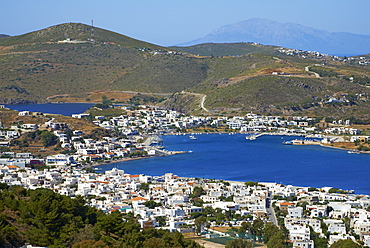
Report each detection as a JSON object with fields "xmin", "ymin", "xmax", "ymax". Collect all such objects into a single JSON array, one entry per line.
[
  {"xmin": 6, "ymin": 103, "xmax": 94, "ymax": 116},
  {"xmin": 97, "ymin": 134, "xmax": 370, "ymax": 194},
  {"xmin": 6, "ymin": 104, "xmax": 370, "ymax": 194}
]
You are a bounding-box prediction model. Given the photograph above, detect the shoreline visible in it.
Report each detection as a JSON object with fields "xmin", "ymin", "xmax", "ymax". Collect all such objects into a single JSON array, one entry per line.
[
  {"xmin": 88, "ymin": 151, "xmax": 187, "ymax": 168},
  {"xmin": 320, "ymin": 143, "xmax": 370, "ymax": 154},
  {"xmin": 79, "ymin": 135, "xmax": 368, "ymax": 194},
  {"xmin": 89, "ymin": 156, "xmax": 150, "ymax": 168}
]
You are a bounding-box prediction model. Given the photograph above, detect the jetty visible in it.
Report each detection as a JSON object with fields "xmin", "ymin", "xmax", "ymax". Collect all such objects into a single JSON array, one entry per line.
[
  {"xmin": 286, "ymin": 139, "xmax": 321, "ymax": 145},
  {"xmin": 143, "ymin": 135, "xmax": 164, "ymax": 147},
  {"xmin": 245, "ymin": 133, "xmax": 263, "ymax": 140}
]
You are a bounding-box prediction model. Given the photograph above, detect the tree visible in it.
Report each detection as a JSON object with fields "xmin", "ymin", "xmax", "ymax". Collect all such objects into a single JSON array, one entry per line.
[
  {"xmin": 329, "ymin": 188, "xmax": 340, "ymax": 193},
  {"xmin": 101, "ymin": 95, "xmax": 112, "ymax": 105},
  {"xmin": 155, "ymin": 216, "xmax": 166, "ymax": 227},
  {"xmin": 72, "ymin": 240, "xmax": 109, "ymax": 248},
  {"xmin": 251, "ymin": 219, "xmax": 264, "ymax": 237},
  {"xmin": 297, "ymin": 201, "xmax": 309, "ymax": 211},
  {"xmin": 193, "ymin": 198, "xmax": 204, "ymax": 207},
  {"xmin": 190, "ymin": 186, "xmax": 206, "ymax": 198},
  {"xmin": 144, "ymin": 200, "xmax": 161, "ymax": 209},
  {"xmin": 308, "ymin": 187, "xmax": 319, "ymax": 192},
  {"xmin": 330, "ymin": 239, "xmax": 361, "ymax": 248},
  {"xmin": 266, "ymin": 230, "xmax": 286, "ymax": 248},
  {"xmin": 40, "ymin": 130, "xmax": 58, "ymax": 147},
  {"xmin": 194, "ymin": 216, "xmax": 207, "ymax": 235},
  {"xmin": 0, "ymin": 183, "xmax": 9, "ymax": 190},
  {"xmin": 94, "ymin": 210, "xmax": 125, "ymax": 236},
  {"xmin": 0, "ymin": 187, "xmax": 201, "ymax": 248},
  {"xmin": 0, "ymin": 147, "xmax": 10, "ymax": 152},
  {"xmin": 245, "ymin": 181, "xmax": 258, "ymax": 187},
  {"xmin": 219, "ymin": 195, "xmax": 234, "ymax": 202},
  {"xmin": 142, "ymin": 237, "xmax": 164, "ymax": 248},
  {"xmin": 225, "ymin": 238, "xmax": 252, "ymax": 248},
  {"xmin": 309, "ymin": 226, "xmax": 328, "ymax": 248},
  {"xmin": 263, "ymin": 222, "xmax": 280, "ymax": 244},
  {"xmin": 240, "ymin": 221, "xmax": 251, "ymax": 233},
  {"xmin": 139, "ymin": 183, "xmax": 150, "ymax": 193}
]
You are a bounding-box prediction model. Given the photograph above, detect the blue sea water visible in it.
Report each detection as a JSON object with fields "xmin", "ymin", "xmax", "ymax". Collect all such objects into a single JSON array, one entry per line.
[
  {"xmin": 97, "ymin": 134, "xmax": 370, "ymax": 194},
  {"xmin": 6, "ymin": 103, "xmax": 94, "ymax": 116},
  {"xmin": 5, "ymin": 103, "xmax": 369, "ymax": 194}
]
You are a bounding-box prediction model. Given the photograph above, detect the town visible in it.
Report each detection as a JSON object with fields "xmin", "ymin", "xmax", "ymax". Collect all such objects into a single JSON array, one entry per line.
[{"xmin": 0, "ymin": 104, "xmax": 370, "ymax": 247}]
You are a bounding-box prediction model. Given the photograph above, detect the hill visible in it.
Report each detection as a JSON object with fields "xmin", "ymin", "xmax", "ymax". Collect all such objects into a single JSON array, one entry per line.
[
  {"xmin": 0, "ymin": 23, "xmax": 203, "ymax": 101},
  {"xmin": 0, "ymin": 23, "xmax": 162, "ymax": 49},
  {"xmin": 0, "ymin": 23, "xmax": 369, "ymax": 121},
  {"xmin": 170, "ymin": 42, "xmax": 280, "ymax": 57},
  {"xmin": 0, "ymin": 34, "xmax": 9, "ymax": 38},
  {"xmin": 178, "ymin": 18, "xmax": 370, "ymax": 56},
  {"xmin": 0, "ymin": 185, "xmax": 201, "ymax": 248}
]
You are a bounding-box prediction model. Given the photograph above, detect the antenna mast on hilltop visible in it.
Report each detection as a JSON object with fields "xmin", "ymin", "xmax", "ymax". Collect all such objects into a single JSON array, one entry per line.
[{"xmin": 91, "ymin": 20, "xmax": 95, "ymax": 42}]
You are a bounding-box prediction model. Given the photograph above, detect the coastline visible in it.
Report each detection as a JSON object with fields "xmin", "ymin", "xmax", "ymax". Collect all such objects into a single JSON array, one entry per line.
[
  {"xmin": 320, "ymin": 143, "xmax": 370, "ymax": 154},
  {"xmin": 88, "ymin": 151, "xmax": 187, "ymax": 168},
  {"xmin": 76, "ymin": 133, "xmax": 370, "ymax": 194},
  {"xmin": 89, "ymin": 156, "xmax": 150, "ymax": 168}
]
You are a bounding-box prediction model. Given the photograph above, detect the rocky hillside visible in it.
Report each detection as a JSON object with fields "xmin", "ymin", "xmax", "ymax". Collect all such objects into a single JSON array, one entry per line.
[{"xmin": 0, "ymin": 23, "xmax": 369, "ymax": 121}]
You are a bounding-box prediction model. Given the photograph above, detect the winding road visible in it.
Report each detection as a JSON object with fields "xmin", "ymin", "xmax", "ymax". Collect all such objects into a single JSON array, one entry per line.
[
  {"xmin": 305, "ymin": 64, "xmax": 321, "ymax": 78},
  {"xmin": 200, "ymin": 95, "xmax": 209, "ymax": 112}
]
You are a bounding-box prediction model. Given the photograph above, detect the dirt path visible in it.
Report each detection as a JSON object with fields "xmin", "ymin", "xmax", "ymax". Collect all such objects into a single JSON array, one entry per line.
[{"xmin": 193, "ymin": 239, "xmax": 225, "ymax": 248}]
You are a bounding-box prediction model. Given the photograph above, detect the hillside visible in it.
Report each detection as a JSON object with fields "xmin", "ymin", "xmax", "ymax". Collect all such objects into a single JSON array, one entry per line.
[
  {"xmin": 170, "ymin": 42, "xmax": 280, "ymax": 57},
  {"xmin": 178, "ymin": 18, "xmax": 370, "ymax": 56},
  {"xmin": 0, "ymin": 23, "xmax": 162, "ymax": 49},
  {"xmin": 0, "ymin": 108, "xmax": 109, "ymax": 157},
  {"xmin": 0, "ymin": 23, "xmax": 211, "ymax": 101},
  {"xmin": 0, "ymin": 23, "xmax": 370, "ymax": 121},
  {"xmin": 0, "ymin": 186, "xmax": 201, "ymax": 248}
]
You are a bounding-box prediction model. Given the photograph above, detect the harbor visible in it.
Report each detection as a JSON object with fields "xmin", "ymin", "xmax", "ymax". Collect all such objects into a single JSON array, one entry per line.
[{"xmin": 97, "ymin": 133, "xmax": 370, "ymax": 195}]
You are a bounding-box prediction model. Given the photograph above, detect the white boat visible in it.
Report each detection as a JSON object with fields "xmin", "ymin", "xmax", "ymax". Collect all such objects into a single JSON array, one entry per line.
[
  {"xmin": 348, "ymin": 150, "xmax": 360, "ymax": 154},
  {"xmin": 189, "ymin": 135, "xmax": 197, "ymax": 140},
  {"xmin": 246, "ymin": 135, "xmax": 256, "ymax": 140}
]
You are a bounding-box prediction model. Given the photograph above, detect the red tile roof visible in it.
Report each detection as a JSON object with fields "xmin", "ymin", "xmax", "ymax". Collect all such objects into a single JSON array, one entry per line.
[
  {"xmin": 280, "ymin": 202, "xmax": 294, "ymax": 206},
  {"xmin": 130, "ymin": 196, "xmax": 148, "ymax": 201}
]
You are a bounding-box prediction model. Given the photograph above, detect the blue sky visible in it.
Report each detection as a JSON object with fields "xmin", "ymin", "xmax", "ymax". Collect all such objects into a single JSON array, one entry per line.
[{"xmin": 1, "ymin": 0, "xmax": 369, "ymax": 46}]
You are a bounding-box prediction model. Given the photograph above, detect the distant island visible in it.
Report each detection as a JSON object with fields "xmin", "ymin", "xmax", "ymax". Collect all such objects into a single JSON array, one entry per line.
[{"xmin": 178, "ymin": 18, "xmax": 370, "ymax": 56}]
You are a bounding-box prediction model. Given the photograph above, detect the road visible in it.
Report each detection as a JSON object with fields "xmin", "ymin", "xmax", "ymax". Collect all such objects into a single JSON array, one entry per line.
[
  {"xmin": 200, "ymin": 95, "xmax": 210, "ymax": 113},
  {"xmin": 266, "ymin": 191, "xmax": 278, "ymax": 226},
  {"xmin": 181, "ymin": 91, "xmax": 212, "ymax": 113},
  {"xmin": 305, "ymin": 64, "xmax": 321, "ymax": 78}
]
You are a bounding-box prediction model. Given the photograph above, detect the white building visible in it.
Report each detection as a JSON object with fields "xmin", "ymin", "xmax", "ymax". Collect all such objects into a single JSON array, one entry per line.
[
  {"xmin": 288, "ymin": 206, "xmax": 303, "ymax": 218},
  {"xmin": 46, "ymin": 154, "xmax": 76, "ymax": 167}
]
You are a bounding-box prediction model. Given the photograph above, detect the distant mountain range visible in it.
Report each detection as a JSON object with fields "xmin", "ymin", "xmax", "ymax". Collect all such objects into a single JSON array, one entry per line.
[
  {"xmin": 0, "ymin": 34, "xmax": 10, "ymax": 38},
  {"xmin": 178, "ymin": 18, "xmax": 370, "ymax": 56}
]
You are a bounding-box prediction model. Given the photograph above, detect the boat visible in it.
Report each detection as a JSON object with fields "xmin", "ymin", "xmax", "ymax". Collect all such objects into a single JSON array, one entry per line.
[
  {"xmin": 246, "ymin": 135, "xmax": 256, "ymax": 140},
  {"xmin": 189, "ymin": 135, "xmax": 197, "ymax": 140},
  {"xmin": 348, "ymin": 150, "xmax": 360, "ymax": 154}
]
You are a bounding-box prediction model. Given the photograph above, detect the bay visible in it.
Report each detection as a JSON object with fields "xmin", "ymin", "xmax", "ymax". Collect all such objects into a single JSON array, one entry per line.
[
  {"xmin": 5, "ymin": 103, "xmax": 94, "ymax": 116},
  {"xmin": 97, "ymin": 134, "xmax": 370, "ymax": 194},
  {"xmin": 5, "ymin": 102, "xmax": 369, "ymax": 194}
]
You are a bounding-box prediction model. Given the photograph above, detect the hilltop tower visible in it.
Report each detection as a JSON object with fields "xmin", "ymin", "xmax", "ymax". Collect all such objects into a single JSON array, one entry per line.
[{"xmin": 91, "ymin": 20, "xmax": 95, "ymax": 42}]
